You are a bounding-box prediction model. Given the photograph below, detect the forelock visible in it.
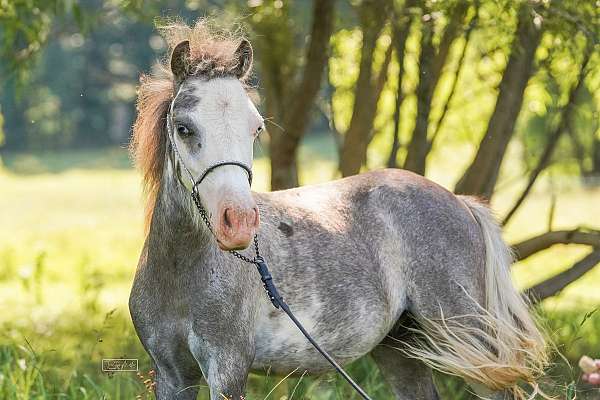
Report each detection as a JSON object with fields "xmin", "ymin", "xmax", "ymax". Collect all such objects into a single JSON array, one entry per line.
[{"xmin": 158, "ymin": 18, "xmax": 251, "ymax": 82}]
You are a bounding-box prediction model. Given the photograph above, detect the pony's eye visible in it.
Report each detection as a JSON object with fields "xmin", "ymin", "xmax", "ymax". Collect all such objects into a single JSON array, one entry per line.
[
  {"xmin": 176, "ymin": 124, "xmax": 192, "ymax": 136},
  {"xmin": 255, "ymin": 124, "xmax": 265, "ymax": 136}
]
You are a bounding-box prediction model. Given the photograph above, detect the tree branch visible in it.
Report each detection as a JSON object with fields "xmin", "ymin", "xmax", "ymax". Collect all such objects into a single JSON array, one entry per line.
[
  {"xmin": 427, "ymin": 8, "xmax": 478, "ymax": 151},
  {"xmin": 374, "ymin": 40, "xmax": 394, "ymax": 103},
  {"xmin": 512, "ymin": 228, "xmax": 600, "ymax": 261},
  {"xmin": 430, "ymin": 2, "xmax": 469, "ymax": 84},
  {"xmin": 525, "ymin": 250, "xmax": 600, "ymax": 304},
  {"xmin": 502, "ymin": 41, "xmax": 594, "ymax": 225}
]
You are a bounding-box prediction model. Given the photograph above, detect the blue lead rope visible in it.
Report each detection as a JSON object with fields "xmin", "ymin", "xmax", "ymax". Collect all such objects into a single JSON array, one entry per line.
[{"xmin": 254, "ymin": 256, "xmax": 284, "ymax": 309}]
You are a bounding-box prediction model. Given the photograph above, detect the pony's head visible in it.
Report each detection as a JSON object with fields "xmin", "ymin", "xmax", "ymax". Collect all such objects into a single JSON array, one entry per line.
[{"xmin": 131, "ymin": 20, "xmax": 263, "ymax": 250}]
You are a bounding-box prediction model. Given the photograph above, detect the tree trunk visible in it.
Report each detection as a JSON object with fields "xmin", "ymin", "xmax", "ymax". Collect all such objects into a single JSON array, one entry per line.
[
  {"xmin": 430, "ymin": 3, "xmax": 469, "ymax": 88},
  {"xmin": 1, "ymin": 80, "xmax": 27, "ymax": 150},
  {"xmin": 592, "ymin": 134, "xmax": 600, "ymax": 177},
  {"xmin": 404, "ymin": 2, "xmax": 469, "ymax": 175},
  {"xmin": 386, "ymin": 79, "xmax": 404, "ymax": 168},
  {"xmin": 503, "ymin": 42, "xmax": 593, "ymax": 225},
  {"xmin": 268, "ymin": 0, "xmax": 335, "ymax": 190},
  {"xmin": 454, "ymin": 4, "xmax": 542, "ymax": 198},
  {"xmin": 387, "ymin": 1, "xmax": 415, "ymax": 168},
  {"xmin": 339, "ymin": 0, "xmax": 391, "ymax": 177},
  {"xmin": 403, "ymin": 15, "xmax": 435, "ymax": 174}
]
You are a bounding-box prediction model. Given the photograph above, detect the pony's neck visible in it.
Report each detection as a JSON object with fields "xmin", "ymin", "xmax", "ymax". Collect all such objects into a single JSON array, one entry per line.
[{"xmin": 149, "ymin": 160, "xmax": 213, "ymax": 247}]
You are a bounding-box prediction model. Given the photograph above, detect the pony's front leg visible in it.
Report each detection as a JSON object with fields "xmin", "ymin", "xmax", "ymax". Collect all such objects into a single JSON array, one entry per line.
[
  {"xmin": 202, "ymin": 348, "xmax": 255, "ymax": 400},
  {"xmin": 149, "ymin": 344, "xmax": 203, "ymax": 400},
  {"xmin": 187, "ymin": 322, "xmax": 255, "ymax": 400},
  {"xmin": 154, "ymin": 364, "xmax": 202, "ymax": 400}
]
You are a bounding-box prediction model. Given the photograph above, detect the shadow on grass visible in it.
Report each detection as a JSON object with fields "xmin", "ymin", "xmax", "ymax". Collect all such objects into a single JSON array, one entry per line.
[{"xmin": 0, "ymin": 148, "xmax": 134, "ymax": 175}]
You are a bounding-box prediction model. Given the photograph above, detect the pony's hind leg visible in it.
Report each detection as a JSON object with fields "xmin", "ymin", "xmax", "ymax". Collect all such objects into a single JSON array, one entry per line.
[
  {"xmin": 403, "ymin": 263, "xmax": 532, "ymax": 400},
  {"xmin": 371, "ymin": 335, "xmax": 439, "ymax": 400}
]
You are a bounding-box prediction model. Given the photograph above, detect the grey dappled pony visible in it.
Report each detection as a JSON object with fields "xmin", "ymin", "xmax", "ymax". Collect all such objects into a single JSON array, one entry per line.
[{"xmin": 129, "ymin": 21, "xmax": 547, "ymax": 400}]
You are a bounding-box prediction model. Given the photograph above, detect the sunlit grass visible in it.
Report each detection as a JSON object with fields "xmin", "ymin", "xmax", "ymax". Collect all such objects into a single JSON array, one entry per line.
[{"xmin": 0, "ymin": 139, "xmax": 599, "ymax": 399}]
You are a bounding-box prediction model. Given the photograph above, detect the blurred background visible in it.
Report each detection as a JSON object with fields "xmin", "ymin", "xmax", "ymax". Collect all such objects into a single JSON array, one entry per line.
[{"xmin": 0, "ymin": 0, "xmax": 599, "ymax": 398}]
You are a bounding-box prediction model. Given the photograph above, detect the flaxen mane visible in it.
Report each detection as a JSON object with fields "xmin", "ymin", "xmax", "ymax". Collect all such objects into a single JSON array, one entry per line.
[{"xmin": 130, "ymin": 20, "xmax": 249, "ymax": 232}]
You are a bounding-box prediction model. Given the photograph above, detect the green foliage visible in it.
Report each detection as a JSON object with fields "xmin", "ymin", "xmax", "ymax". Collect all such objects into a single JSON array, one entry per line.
[
  {"xmin": 0, "ymin": 0, "xmax": 243, "ymax": 151},
  {"xmin": 1, "ymin": 0, "xmax": 68, "ymax": 82},
  {"xmin": 1, "ymin": 3, "xmax": 156, "ymax": 150},
  {"xmin": 0, "ymin": 0, "xmax": 156, "ymax": 82}
]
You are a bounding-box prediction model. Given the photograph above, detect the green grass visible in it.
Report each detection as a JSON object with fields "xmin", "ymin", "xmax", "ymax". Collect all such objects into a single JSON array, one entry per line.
[{"xmin": 1, "ymin": 142, "xmax": 599, "ymax": 399}]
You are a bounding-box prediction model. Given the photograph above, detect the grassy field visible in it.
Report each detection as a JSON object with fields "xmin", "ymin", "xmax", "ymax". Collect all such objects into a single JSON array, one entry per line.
[{"xmin": 1, "ymin": 139, "xmax": 600, "ymax": 399}]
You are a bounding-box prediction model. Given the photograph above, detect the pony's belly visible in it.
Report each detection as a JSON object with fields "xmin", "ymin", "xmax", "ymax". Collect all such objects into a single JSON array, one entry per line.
[{"xmin": 251, "ymin": 302, "xmax": 396, "ymax": 374}]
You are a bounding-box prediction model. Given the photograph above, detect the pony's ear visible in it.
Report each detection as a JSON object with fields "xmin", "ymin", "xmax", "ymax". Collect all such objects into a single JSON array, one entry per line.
[
  {"xmin": 232, "ymin": 39, "xmax": 253, "ymax": 80},
  {"xmin": 170, "ymin": 40, "xmax": 190, "ymax": 82}
]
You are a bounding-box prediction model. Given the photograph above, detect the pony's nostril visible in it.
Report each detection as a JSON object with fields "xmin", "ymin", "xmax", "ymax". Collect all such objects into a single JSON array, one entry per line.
[
  {"xmin": 221, "ymin": 206, "xmax": 258, "ymax": 232},
  {"xmin": 223, "ymin": 208, "xmax": 233, "ymax": 229},
  {"xmin": 251, "ymin": 207, "xmax": 260, "ymax": 227}
]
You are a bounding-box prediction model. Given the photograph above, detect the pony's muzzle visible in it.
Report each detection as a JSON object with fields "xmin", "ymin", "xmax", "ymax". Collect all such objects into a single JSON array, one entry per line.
[{"xmin": 216, "ymin": 203, "xmax": 259, "ymax": 250}]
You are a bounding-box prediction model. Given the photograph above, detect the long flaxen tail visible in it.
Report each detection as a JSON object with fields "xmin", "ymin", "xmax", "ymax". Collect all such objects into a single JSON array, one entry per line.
[{"xmin": 399, "ymin": 196, "xmax": 548, "ymax": 398}]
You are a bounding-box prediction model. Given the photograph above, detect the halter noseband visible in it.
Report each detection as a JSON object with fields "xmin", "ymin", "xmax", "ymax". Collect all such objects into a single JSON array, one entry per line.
[{"xmin": 166, "ymin": 85, "xmax": 253, "ymax": 194}]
